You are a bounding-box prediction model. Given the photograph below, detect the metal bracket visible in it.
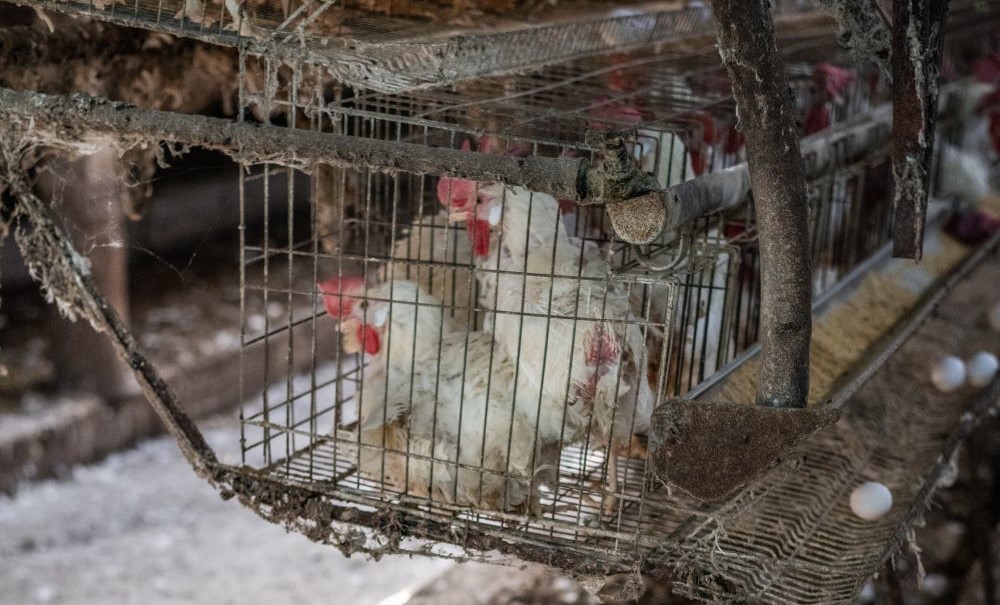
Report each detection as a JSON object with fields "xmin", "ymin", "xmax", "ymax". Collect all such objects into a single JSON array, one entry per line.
[{"xmin": 648, "ymin": 400, "xmax": 840, "ymax": 501}]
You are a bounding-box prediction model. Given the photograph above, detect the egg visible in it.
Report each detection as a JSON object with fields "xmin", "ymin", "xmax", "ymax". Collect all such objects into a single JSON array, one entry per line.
[
  {"xmin": 966, "ymin": 351, "xmax": 999, "ymax": 388},
  {"xmin": 989, "ymin": 302, "xmax": 1000, "ymax": 333},
  {"xmin": 850, "ymin": 481, "xmax": 893, "ymax": 520},
  {"xmin": 930, "ymin": 356, "xmax": 966, "ymax": 393}
]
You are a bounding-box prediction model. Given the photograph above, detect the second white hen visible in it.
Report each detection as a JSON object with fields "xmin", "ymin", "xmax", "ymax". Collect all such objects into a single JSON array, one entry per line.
[{"xmin": 445, "ymin": 183, "xmax": 656, "ymax": 514}]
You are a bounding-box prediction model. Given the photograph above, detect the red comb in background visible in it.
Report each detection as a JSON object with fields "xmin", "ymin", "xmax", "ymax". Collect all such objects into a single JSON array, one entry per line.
[
  {"xmin": 436, "ymin": 139, "xmax": 481, "ymax": 215},
  {"xmin": 803, "ymin": 104, "xmax": 831, "ymax": 136},
  {"xmin": 689, "ymin": 112, "xmax": 717, "ymax": 176},
  {"xmin": 587, "ymin": 97, "xmax": 644, "ymax": 130},
  {"xmin": 813, "ymin": 63, "xmax": 856, "ymax": 100},
  {"xmin": 436, "ymin": 176, "xmax": 478, "ymax": 213},
  {"xmin": 478, "ymin": 135, "xmax": 532, "ymax": 157},
  {"xmin": 317, "ymin": 276, "xmax": 365, "ymax": 318},
  {"xmin": 974, "ymin": 53, "xmax": 1000, "ymax": 84},
  {"xmin": 723, "ymin": 124, "xmax": 744, "ymax": 155},
  {"xmin": 944, "ymin": 209, "xmax": 1000, "ymax": 245}
]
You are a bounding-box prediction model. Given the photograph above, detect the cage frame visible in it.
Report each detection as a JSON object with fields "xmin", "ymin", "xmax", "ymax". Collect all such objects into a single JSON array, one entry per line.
[{"xmin": 9, "ymin": 172, "xmax": 1000, "ymax": 582}]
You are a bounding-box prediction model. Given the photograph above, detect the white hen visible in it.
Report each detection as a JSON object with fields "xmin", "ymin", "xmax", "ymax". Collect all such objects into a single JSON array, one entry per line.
[
  {"xmin": 318, "ymin": 277, "xmax": 546, "ymax": 514},
  {"xmin": 448, "ymin": 183, "xmax": 655, "ymax": 514}
]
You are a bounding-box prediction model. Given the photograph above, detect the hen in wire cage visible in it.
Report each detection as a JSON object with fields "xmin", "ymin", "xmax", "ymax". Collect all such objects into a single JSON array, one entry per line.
[
  {"xmin": 3, "ymin": 0, "xmax": 1000, "ymax": 601},
  {"xmin": 235, "ymin": 33, "xmax": 898, "ymax": 531}
]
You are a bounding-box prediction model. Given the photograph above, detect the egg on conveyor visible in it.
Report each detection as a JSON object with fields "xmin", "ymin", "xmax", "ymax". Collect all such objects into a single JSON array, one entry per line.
[
  {"xmin": 930, "ymin": 355, "xmax": 966, "ymax": 393},
  {"xmin": 966, "ymin": 351, "xmax": 999, "ymax": 388},
  {"xmin": 850, "ymin": 482, "xmax": 893, "ymax": 521},
  {"xmin": 989, "ymin": 302, "xmax": 1000, "ymax": 333}
]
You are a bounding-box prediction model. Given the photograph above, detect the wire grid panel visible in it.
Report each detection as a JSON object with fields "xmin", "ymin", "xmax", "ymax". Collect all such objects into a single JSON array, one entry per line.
[
  {"xmin": 235, "ymin": 151, "xmax": 781, "ymax": 551},
  {"xmin": 229, "ymin": 28, "xmax": 905, "ymax": 566},
  {"xmin": 7, "ymin": 0, "xmax": 816, "ymax": 93}
]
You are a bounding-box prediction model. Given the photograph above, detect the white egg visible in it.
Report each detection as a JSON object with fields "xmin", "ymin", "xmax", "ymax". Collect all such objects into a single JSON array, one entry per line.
[
  {"xmin": 966, "ymin": 351, "xmax": 999, "ymax": 388},
  {"xmin": 850, "ymin": 481, "xmax": 893, "ymax": 520},
  {"xmin": 930, "ymin": 355, "xmax": 966, "ymax": 393},
  {"xmin": 989, "ymin": 302, "xmax": 1000, "ymax": 333}
]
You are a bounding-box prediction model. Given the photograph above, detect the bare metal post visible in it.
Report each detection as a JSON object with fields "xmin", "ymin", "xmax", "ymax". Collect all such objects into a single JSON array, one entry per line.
[
  {"xmin": 709, "ymin": 0, "xmax": 812, "ymax": 408},
  {"xmin": 891, "ymin": 0, "xmax": 949, "ymax": 260}
]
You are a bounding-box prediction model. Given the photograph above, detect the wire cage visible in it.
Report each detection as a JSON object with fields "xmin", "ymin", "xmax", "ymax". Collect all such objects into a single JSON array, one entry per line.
[
  {"xmin": 6, "ymin": 0, "xmax": 808, "ymax": 93},
  {"xmin": 3, "ymin": 1, "xmax": 1000, "ymax": 602},
  {"xmin": 232, "ymin": 24, "xmax": 904, "ymax": 570}
]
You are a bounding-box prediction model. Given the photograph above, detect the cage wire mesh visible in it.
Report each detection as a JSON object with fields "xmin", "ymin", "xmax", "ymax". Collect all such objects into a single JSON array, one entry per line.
[
  {"xmin": 5, "ymin": 0, "xmax": 810, "ymax": 93},
  {"xmin": 2, "ymin": 0, "xmax": 998, "ymax": 601},
  {"xmin": 231, "ymin": 22, "xmax": 914, "ymax": 573}
]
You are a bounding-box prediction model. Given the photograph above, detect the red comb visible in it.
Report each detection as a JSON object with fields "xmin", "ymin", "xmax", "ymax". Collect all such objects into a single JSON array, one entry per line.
[
  {"xmin": 695, "ymin": 112, "xmax": 716, "ymax": 146},
  {"xmin": 688, "ymin": 112, "xmax": 716, "ymax": 176},
  {"xmin": 478, "ymin": 135, "xmax": 531, "ymax": 157},
  {"xmin": 723, "ymin": 125, "xmax": 744, "ymax": 154},
  {"xmin": 974, "ymin": 53, "xmax": 1000, "ymax": 84},
  {"xmin": 436, "ymin": 176, "xmax": 478, "ymax": 213},
  {"xmin": 587, "ymin": 97, "xmax": 644, "ymax": 130},
  {"xmin": 690, "ymin": 149, "xmax": 707, "ymax": 176},
  {"xmin": 803, "ymin": 104, "xmax": 831, "ymax": 136},
  {"xmin": 317, "ymin": 276, "xmax": 365, "ymax": 318},
  {"xmin": 814, "ymin": 63, "xmax": 855, "ymax": 100}
]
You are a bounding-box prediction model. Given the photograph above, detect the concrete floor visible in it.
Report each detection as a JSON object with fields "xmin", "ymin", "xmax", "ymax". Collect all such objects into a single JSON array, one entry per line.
[{"xmin": 0, "ymin": 415, "xmax": 457, "ymax": 605}]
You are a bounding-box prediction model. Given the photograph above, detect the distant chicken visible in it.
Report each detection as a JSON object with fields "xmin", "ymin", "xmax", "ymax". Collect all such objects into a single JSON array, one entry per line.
[
  {"xmin": 927, "ymin": 59, "xmax": 996, "ymax": 201},
  {"xmin": 803, "ymin": 63, "xmax": 857, "ymax": 136},
  {"xmin": 940, "ymin": 70, "xmax": 1000, "ymax": 164},
  {"xmin": 439, "ymin": 178, "xmax": 655, "ymax": 515},
  {"xmin": 318, "ymin": 277, "xmax": 547, "ymax": 514},
  {"xmin": 934, "ymin": 142, "xmax": 1000, "ymax": 208},
  {"xmin": 586, "ymin": 96, "xmax": 698, "ymax": 187}
]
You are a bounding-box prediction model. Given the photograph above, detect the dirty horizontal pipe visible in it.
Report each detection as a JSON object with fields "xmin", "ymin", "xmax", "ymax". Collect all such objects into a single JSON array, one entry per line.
[
  {"xmin": 0, "ymin": 86, "xmax": 893, "ymax": 234},
  {"xmin": 0, "ymin": 86, "xmax": 588, "ymax": 201}
]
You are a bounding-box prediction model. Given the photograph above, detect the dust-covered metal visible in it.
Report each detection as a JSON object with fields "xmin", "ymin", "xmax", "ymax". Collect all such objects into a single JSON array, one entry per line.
[
  {"xmin": 891, "ymin": 0, "xmax": 950, "ymax": 260},
  {"xmin": 0, "ymin": 0, "xmax": 804, "ymax": 94},
  {"xmin": 712, "ymin": 0, "xmax": 814, "ymax": 411},
  {"xmin": 813, "ymin": 0, "xmax": 893, "ymax": 83}
]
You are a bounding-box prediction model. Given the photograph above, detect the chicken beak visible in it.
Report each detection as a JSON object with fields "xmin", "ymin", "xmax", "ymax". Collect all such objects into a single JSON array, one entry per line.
[{"xmin": 340, "ymin": 317, "xmax": 362, "ymax": 354}]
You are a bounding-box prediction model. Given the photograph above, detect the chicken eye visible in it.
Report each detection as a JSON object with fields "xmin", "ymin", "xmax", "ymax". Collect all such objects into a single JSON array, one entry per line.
[{"xmin": 357, "ymin": 300, "xmax": 368, "ymax": 311}]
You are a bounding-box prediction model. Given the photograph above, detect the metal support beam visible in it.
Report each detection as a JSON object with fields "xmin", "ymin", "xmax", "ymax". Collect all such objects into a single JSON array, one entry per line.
[
  {"xmin": 708, "ymin": 0, "xmax": 813, "ymax": 408},
  {"xmin": 891, "ymin": 0, "xmax": 949, "ymax": 260}
]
